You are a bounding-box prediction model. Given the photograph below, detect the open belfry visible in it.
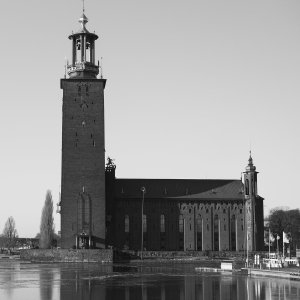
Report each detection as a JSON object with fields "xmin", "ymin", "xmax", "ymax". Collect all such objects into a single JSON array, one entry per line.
[
  {"xmin": 59, "ymin": 8, "xmax": 264, "ymax": 251},
  {"xmin": 60, "ymin": 9, "xmax": 106, "ymax": 248}
]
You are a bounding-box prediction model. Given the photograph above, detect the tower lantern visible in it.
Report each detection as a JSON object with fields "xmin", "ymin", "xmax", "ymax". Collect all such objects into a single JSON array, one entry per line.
[{"xmin": 67, "ymin": 12, "xmax": 99, "ymax": 78}]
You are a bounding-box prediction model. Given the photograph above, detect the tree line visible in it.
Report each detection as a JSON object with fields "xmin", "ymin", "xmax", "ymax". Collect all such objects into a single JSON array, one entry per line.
[
  {"xmin": 0, "ymin": 190, "xmax": 59, "ymax": 250},
  {"xmin": 268, "ymin": 207, "xmax": 300, "ymax": 252}
]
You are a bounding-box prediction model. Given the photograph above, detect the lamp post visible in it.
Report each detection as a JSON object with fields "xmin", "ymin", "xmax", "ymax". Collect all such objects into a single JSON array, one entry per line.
[{"xmin": 141, "ymin": 187, "xmax": 146, "ymax": 260}]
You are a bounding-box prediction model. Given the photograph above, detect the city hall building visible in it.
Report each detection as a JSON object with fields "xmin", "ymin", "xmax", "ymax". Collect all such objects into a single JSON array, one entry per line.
[{"xmin": 59, "ymin": 12, "xmax": 264, "ymax": 252}]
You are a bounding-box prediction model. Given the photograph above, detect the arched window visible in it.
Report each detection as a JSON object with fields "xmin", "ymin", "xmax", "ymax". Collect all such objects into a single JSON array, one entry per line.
[
  {"xmin": 143, "ymin": 214, "xmax": 147, "ymax": 233},
  {"xmin": 125, "ymin": 215, "xmax": 129, "ymax": 233},
  {"xmin": 160, "ymin": 214, "xmax": 165, "ymax": 233},
  {"xmin": 245, "ymin": 179, "xmax": 249, "ymax": 195}
]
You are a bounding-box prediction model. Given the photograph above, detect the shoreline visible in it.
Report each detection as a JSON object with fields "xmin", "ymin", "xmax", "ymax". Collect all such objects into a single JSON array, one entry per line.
[{"xmin": 2, "ymin": 252, "xmax": 300, "ymax": 281}]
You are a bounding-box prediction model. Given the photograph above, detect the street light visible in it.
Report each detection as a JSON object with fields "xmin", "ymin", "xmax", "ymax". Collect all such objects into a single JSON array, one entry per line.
[{"xmin": 141, "ymin": 187, "xmax": 146, "ymax": 260}]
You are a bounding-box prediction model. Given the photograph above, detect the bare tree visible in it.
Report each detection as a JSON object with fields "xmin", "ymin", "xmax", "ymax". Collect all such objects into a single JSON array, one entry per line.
[
  {"xmin": 39, "ymin": 190, "xmax": 54, "ymax": 249},
  {"xmin": 2, "ymin": 216, "xmax": 18, "ymax": 249}
]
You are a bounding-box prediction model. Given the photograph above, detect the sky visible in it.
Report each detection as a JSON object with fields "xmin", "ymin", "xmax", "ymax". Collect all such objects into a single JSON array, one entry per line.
[{"xmin": 0, "ymin": 0, "xmax": 300, "ymax": 237}]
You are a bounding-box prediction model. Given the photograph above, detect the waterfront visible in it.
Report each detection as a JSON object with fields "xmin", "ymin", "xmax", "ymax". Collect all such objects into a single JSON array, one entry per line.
[{"xmin": 0, "ymin": 261, "xmax": 300, "ymax": 300}]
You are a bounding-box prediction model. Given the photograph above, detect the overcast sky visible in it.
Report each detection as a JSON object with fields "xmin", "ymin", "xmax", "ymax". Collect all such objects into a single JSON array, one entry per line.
[{"xmin": 1, "ymin": 0, "xmax": 299, "ymax": 237}]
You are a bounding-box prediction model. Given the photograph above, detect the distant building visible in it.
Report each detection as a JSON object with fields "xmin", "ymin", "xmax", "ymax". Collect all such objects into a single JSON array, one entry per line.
[{"xmin": 59, "ymin": 12, "xmax": 264, "ymax": 251}]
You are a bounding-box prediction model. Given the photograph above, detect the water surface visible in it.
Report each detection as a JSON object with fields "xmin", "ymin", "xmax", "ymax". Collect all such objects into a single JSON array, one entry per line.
[{"xmin": 0, "ymin": 261, "xmax": 300, "ymax": 300}]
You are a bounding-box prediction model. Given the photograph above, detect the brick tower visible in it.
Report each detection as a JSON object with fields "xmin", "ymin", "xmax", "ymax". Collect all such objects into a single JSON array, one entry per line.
[
  {"xmin": 60, "ymin": 11, "xmax": 106, "ymax": 249},
  {"xmin": 244, "ymin": 152, "xmax": 258, "ymax": 251}
]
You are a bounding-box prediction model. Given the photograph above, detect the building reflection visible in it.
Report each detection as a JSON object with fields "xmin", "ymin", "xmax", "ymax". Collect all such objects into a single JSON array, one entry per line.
[{"xmin": 59, "ymin": 267, "xmax": 300, "ymax": 300}]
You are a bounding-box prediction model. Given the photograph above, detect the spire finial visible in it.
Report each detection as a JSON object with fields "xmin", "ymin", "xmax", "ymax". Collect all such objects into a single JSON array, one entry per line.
[{"xmin": 82, "ymin": 0, "xmax": 85, "ymax": 13}]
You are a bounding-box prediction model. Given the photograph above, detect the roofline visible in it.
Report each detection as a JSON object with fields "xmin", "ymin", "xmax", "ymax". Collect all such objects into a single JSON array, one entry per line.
[
  {"xmin": 115, "ymin": 178, "xmax": 242, "ymax": 181},
  {"xmin": 115, "ymin": 197, "xmax": 244, "ymax": 201}
]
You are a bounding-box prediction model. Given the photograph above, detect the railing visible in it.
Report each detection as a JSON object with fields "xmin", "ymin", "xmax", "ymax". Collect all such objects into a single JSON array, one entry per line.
[{"xmin": 67, "ymin": 62, "xmax": 99, "ymax": 75}]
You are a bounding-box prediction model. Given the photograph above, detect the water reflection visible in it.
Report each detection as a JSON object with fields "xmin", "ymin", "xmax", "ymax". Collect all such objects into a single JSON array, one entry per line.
[
  {"xmin": 59, "ymin": 265, "xmax": 300, "ymax": 300},
  {"xmin": 39, "ymin": 267, "xmax": 54, "ymax": 300},
  {"xmin": 1, "ymin": 262, "xmax": 300, "ymax": 300}
]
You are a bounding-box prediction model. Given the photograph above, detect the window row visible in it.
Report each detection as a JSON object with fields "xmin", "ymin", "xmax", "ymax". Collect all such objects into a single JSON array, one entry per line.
[
  {"xmin": 124, "ymin": 214, "xmax": 244, "ymax": 234},
  {"xmin": 125, "ymin": 214, "xmax": 165, "ymax": 233}
]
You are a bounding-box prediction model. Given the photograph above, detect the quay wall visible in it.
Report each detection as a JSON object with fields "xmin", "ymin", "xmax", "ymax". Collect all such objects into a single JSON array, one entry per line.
[{"xmin": 20, "ymin": 249, "xmax": 113, "ymax": 263}]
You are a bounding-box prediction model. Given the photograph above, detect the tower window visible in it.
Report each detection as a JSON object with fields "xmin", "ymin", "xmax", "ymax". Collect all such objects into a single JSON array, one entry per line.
[
  {"xmin": 82, "ymin": 121, "xmax": 86, "ymax": 127},
  {"xmin": 86, "ymin": 85, "xmax": 89, "ymax": 96},
  {"xmin": 93, "ymin": 140, "xmax": 96, "ymax": 147},
  {"xmin": 78, "ymin": 86, "xmax": 81, "ymax": 96}
]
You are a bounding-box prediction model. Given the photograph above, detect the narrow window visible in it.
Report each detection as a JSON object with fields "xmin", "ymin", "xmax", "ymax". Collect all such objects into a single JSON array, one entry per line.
[
  {"xmin": 245, "ymin": 179, "xmax": 249, "ymax": 195},
  {"xmin": 86, "ymin": 85, "xmax": 89, "ymax": 96},
  {"xmin": 93, "ymin": 140, "xmax": 96, "ymax": 147},
  {"xmin": 231, "ymin": 215, "xmax": 236, "ymax": 251},
  {"xmin": 214, "ymin": 215, "xmax": 219, "ymax": 251},
  {"xmin": 78, "ymin": 85, "xmax": 81, "ymax": 96},
  {"xmin": 143, "ymin": 214, "xmax": 147, "ymax": 233},
  {"xmin": 125, "ymin": 215, "xmax": 129, "ymax": 233},
  {"xmin": 196, "ymin": 217, "xmax": 202, "ymax": 250},
  {"xmin": 179, "ymin": 215, "xmax": 184, "ymax": 233},
  {"xmin": 160, "ymin": 214, "xmax": 165, "ymax": 233}
]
